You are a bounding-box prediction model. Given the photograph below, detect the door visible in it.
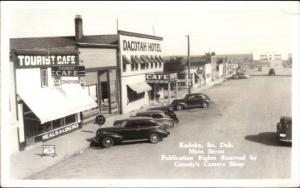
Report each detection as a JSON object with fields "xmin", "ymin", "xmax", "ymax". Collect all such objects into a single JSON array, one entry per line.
[
  {"xmin": 122, "ymin": 120, "xmax": 140, "ymax": 140},
  {"xmin": 186, "ymin": 95, "xmax": 200, "ymax": 107}
]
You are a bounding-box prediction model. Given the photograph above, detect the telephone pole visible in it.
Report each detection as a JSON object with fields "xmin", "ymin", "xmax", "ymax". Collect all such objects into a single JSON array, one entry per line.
[{"xmin": 186, "ymin": 35, "xmax": 191, "ymax": 94}]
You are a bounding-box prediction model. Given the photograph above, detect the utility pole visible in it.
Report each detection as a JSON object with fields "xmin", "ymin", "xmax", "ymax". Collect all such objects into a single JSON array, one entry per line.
[
  {"xmin": 186, "ymin": 35, "xmax": 191, "ymax": 94},
  {"xmin": 116, "ymin": 19, "xmax": 119, "ymax": 33},
  {"xmin": 152, "ymin": 25, "xmax": 155, "ymax": 36}
]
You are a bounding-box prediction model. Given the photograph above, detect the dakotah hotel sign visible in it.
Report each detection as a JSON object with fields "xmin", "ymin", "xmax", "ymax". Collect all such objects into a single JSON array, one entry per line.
[
  {"xmin": 16, "ymin": 54, "xmax": 79, "ymax": 68},
  {"xmin": 122, "ymin": 40, "xmax": 161, "ymax": 52}
]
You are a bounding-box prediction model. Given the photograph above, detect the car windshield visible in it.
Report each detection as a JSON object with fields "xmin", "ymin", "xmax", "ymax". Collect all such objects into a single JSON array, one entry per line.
[{"xmin": 113, "ymin": 120, "xmax": 127, "ymax": 128}]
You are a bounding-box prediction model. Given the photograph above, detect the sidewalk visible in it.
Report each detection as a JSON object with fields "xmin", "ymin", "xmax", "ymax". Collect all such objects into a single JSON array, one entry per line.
[
  {"xmin": 10, "ymin": 78, "xmax": 225, "ymax": 179},
  {"xmin": 10, "ymin": 111, "xmax": 138, "ymax": 179}
]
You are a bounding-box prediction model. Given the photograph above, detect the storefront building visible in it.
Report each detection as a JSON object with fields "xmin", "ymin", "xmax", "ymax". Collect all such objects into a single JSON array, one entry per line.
[
  {"xmin": 176, "ymin": 56, "xmax": 212, "ymax": 89},
  {"xmin": 118, "ymin": 31, "xmax": 165, "ymax": 113},
  {"xmin": 9, "ymin": 49, "xmax": 97, "ymax": 150},
  {"xmin": 145, "ymin": 73, "xmax": 178, "ymax": 104}
]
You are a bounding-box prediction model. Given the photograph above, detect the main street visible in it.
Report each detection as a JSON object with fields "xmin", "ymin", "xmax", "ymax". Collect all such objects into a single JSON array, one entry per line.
[{"xmin": 29, "ymin": 67, "xmax": 292, "ymax": 179}]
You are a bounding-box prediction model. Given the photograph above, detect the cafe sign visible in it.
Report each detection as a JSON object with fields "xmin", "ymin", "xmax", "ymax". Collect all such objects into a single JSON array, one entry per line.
[
  {"xmin": 52, "ymin": 66, "xmax": 85, "ymax": 77},
  {"xmin": 16, "ymin": 55, "xmax": 79, "ymax": 68},
  {"xmin": 146, "ymin": 73, "xmax": 177, "ymax": 81}
]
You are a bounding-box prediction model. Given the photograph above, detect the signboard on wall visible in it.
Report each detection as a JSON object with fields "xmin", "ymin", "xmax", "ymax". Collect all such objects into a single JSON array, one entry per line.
[
  {"xmin": 119, "ymin": 34, "xmax": 163, "ymax": 55},
  {"xmin": 146, "ymin": 73, "xmax": 177, "ymax": 81},
  {"xmin": 41, "ymin": 123, "xmax": 79, "ymax": 141},
  {"xmin": 51, "ymin": 66, "xmax": 85, "ymax": 77},
  {"xmin": 16, "ymin": 54, "xmax": 79, "ymax": 68}
]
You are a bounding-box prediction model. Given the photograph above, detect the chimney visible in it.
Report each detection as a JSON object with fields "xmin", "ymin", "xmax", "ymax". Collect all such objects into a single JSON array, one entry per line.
[{"xmin": 75, "ymin": 15, "xmax": 83, "ymax": 41}]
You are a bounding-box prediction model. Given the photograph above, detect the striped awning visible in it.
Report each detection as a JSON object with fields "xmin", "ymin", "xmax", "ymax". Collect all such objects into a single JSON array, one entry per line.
[
  {"xmin": 128, "ymin": 82, "xmax": 152, "ymax": 93},
  {"xmin": 122, "ymin": 55, "xmax": 131, "ymax": 64},
  {"xmin": 131, "ymin": 55, "xmax": 143, "ymax": 64}
]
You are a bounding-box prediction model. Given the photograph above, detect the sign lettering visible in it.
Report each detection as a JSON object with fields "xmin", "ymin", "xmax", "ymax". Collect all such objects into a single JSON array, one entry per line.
[
  {"xmin": 41, "ymin": 123, "xmax": 79, "ymax": 141},
  {"xmin": 146, "ymin": 73, "xmax": 177, "ymax": 81},
  {"xmin": 16, "ymin": 55, "xmax": 79, "ymax": 68},
  {"xmin": 51, "ymin": 66, "xmax": 85, "ymax": 77},
  {"xmin": 123, "ymin": 40, "xmax": 161, "ymax": 52}
]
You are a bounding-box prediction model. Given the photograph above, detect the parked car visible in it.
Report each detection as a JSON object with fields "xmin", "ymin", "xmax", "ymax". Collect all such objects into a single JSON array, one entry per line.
[
  {"xmin": 91, "ymin": 117, "xmax": 170, "ymax": 148},
  {"xmin": 147, "ymin": 107, "xmax": 179, "ymax": 123},
  {"xmin": 276, "ymin": 116, "xmax": 292, "ymax": 143},
  {"xmin": 231, "ymin": 72, "xmax": 249, "ymax": 79},
  {"xmin": 258, "ymin": 66, "xmax": 263, "ymax": 72},
  {"xmin": 132, "ymin": 110, "xmax": 176, "ymax": 128},
  {"xmin": 171, "ymin": 92, "xmax": 213, "ymax": 111},
  {"xmin": 268, "ymin": 68, "xmax": 276, "ymax": 75}
]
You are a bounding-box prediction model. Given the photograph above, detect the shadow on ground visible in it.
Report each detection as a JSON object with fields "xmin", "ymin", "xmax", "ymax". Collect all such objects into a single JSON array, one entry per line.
[
  {"xmin": 250, "ymin": 74, "xmax": 291, "ymax": 77},
  {"xmin": 89, "ymin": 139, "xmax": 151, "ymax": 150},
  {"xmin": 245, "ymin": 132, "xmax": 291, "ymax": 147}
]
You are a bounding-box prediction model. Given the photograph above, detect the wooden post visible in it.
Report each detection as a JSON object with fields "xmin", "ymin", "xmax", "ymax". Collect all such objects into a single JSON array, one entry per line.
[
  {"xmin": 107, "ymin": 70, "xmax": 111, "ymax": 114},
  {"xmin": 168, "ymin": 82, "xmax": 171, "ymax": 104},
  {"xmin": 175, "ymin": 81, "xmax": 179, "ymax": 99}
]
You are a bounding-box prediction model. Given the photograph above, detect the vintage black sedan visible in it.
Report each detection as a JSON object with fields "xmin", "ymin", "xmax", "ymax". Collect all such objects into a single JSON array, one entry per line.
[
  {"xmin": 147, "ymin": 107, "xmax": 179, "ymax": 123},
  {"xmin": 231, "ymin": 72, "xmax": 249, "ymax": 79},
  {"xmin": 171, "ymin": 92, "xmax": 213, "ymax": 111},
  {"xmin": 92, "ymin": 117, "xmax": 170, "ymax": 148},
  {"xmin": 132, "ymin": 110, "xmax": 176, "ymax": 128},
  {"xmin": 276, "ymin": 116, "xmax": 292, "ymax": 143}
]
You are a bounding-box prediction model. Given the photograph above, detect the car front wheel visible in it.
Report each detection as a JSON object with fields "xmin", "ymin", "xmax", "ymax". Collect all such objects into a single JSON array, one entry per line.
[
  {"xmin": 149, "ymin": 133, "xmax": 160, "ymax": 144},
  {"xmin": 176, "ymin": 105, "xmax": 183, "ymax": 111},
  {"xmin": 202, "ymin": 102, "xmax": 208, "ymax": 108},
  {"xmin": 101, "ymin": 137, "xmax": 114, "ymax": 148}
]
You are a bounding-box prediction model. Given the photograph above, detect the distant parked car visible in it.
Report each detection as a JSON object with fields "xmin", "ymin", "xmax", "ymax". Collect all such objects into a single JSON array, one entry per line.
[
  {"xmin": 276, "ymin": 116, "xmax": 292, "ymax": 143},
  {"xmin": 147, "ymin": 107, "xmax": 179, "ymax": 123},
  {"xmin": 231, "ymin": 72, "xmax": 249, "ymax": 79},
  {"xmin": 258, "ymin": 66, "xmax": 263, "ymax": 71},
  {"xmin": 91, "ymin": 117, "xmax": 170, "ymax": 148},
  {"xmin": 132, "ymin": 110, "xmax": 175, "ymax": 128},
  {"xmin": 268, "ymin": 68, "xmax": 276, "ymax": 75},
  {"xmin": 171, "ymin": 92, "xmax": 213, "ymax": 111}
]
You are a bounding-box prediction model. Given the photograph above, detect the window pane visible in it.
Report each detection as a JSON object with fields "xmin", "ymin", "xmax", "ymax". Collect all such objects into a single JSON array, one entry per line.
[{"xmin": 65, "ymin": 114, "xmax": 76, "ymax": 125}]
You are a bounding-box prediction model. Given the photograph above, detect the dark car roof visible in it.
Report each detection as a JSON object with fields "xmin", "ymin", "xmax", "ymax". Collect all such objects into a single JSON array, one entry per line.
[
  {"xmin": 115, "ymin": 116, "xmax": 154, "ymax": 122},
  {"xmin": 186, "ymin": 92, "xmax": 208, "ymax": 97},
  {"xmin": 136, "ymin": 110, "xmax": 164, "ymax": 115},
  {"xmin": 280, "ymin": 116, "xmax": 292, "ymax": 121}
]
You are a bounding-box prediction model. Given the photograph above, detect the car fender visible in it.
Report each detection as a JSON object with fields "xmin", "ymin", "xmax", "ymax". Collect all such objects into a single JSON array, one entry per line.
[
  {"xmin": 97, "ymin": 132, "xmax": 123, "ymax": 143},
  {"xmin": 149, "ymin": 129, "xmax": 170, "ymax": 137},
  {"xmin": 173, "ymin": 102, "xmax": 188, "ymax": 108}
]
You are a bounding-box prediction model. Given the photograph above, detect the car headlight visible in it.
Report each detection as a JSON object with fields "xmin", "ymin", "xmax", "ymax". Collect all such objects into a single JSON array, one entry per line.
[{"xmin": 279, "ymin": 133, "xmax": 286, "ymax": 137}]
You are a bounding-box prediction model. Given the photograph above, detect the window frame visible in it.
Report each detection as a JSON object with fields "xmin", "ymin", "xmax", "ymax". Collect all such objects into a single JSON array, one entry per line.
[{"xmin": 40, "ymin": 68, "xmax": 48, "ymax": 88}]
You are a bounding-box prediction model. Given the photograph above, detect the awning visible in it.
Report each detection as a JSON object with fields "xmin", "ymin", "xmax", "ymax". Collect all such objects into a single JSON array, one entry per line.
[
  {"xmin": 131, "ymin": 55, "xmax": 143, "ymax": 64},
  {"xmin": 155, "ymin": 55, "xmax": 164, "ymax": 63},
  {"xmin": 18, "ymin": 84, "xmax": 98, "ymax": 124},
  {"xmin": 140, "ymin": 55, "xmax": 151, "ymax": 64},
  {"xmin": 159, "ymin": 55, "xmax": 164, "ymax": 63},
  {"xmin": 150, "ymin": 55, "xmax": 160, "ymax": 64},
  {"xmin": 122, "ymin": 55, "xmax": 131, "ymax": 64},
  {"xmin": 128, "ymin": 82, "xmax": 152, "ymax": 93}
]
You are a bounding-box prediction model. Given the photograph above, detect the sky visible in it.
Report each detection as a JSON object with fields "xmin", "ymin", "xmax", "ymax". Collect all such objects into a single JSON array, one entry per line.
[{"xmin": 5, "ymin": 1, "xmax": 300, "ymax": 58}]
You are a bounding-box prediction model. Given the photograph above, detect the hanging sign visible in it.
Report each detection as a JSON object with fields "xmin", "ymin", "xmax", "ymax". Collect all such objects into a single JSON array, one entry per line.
[{"xmin": 51, "ymin": 66, "xmax": 85, "ymax": 77}]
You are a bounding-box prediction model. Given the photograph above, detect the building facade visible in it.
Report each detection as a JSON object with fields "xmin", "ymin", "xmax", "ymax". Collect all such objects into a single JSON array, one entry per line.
[
  {"xmin": 9, "ymin": 49, "xmax": 97, "ymax": 151},
  {"xmin": 118, "ymin": 31, "xmax": 165, "ymax": 113}
]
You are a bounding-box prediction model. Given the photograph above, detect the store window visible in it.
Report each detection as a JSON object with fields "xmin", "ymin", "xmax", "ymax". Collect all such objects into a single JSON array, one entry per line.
[
  {"xmin": 40, "ymin": 68, "xmax": 48, "ymax": 88},
  {"xmin": 123, "ymin": 63, "xmax": 127, "ymax": 72},
  {"xmin": 131, "ymin": 63, "xmax": 135, "ymax": 71},
  {"xmin": 141, "ymin": 63, "xmax": 145, "ymax": 70},
  {"xmin": 151, "ymin": 62, "xmax": 153, "ymax": 68},
  {"xmin": 127, "ymin": 86, "xmax": 145, "ymax": 103},
  {"xmin": 135, "ymin": 63, "xmax": 139, "ymax": 70},
  {"xmin": 146, "ymin": 63, "xmax": 149, "ymax": 69}
]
